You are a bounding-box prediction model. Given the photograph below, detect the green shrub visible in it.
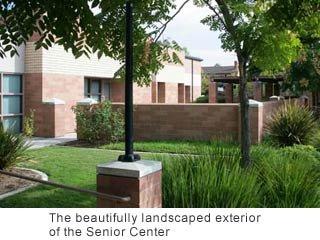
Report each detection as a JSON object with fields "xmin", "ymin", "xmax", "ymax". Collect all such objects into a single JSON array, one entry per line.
[
  {"xmin": 0, "ymin": 123, "xmax": 29, "ymax": 170},
  {"xmin": 72, "ymin": 101, "xmax": 124, "ymax": 144},
  {"xmin": 23, "ymin": 109, "xmax": 36, "ymax": 137},
  {"xmin": 265, "ymin": 102, "xmax": 318, "ymax": 147},
  {"xmin": 161, "ymin": 145, "xmax": 320, "ymax": 208},
  {"xmin": 195, "ymin": 95, "xmax": 209, "ymax": 103}
]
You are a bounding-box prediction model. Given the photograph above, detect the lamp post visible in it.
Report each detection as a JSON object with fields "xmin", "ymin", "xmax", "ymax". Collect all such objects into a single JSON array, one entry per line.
[{"xmin": 118, "ymin": 0, "xmax": 141, "ymax": 162}]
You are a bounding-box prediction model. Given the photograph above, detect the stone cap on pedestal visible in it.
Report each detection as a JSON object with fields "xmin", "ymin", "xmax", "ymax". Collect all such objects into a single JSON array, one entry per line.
[
  {"xmin": 77, "ymin": 98, "xmax": 98, "ymax": 106},
  {"xmin": 249, "ymin": 99, "xmax": 263, "ymax": 107},
  {"xmin": 97, "ymin": 160, "xmax": 162, "ymax": 178},
  {"xmin": 43, "ymin": 98, "xmax": 65, "ymax": 105}
]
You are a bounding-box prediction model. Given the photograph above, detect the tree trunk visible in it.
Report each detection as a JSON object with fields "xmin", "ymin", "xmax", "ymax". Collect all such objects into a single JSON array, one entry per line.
[{"xmin": 237, "ymin": 55, "xmax": 251, "ymax": 168}]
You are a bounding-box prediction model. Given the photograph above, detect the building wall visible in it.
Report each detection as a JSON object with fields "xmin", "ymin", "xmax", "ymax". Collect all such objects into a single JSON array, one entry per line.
[
  {"xmin": 27, "ymin": 44, "xmax": 121, "ymax": 78},
  {"xmin": 42, "ymin": 73, "xmax": 84, "ymax": 133},
  {"xmin": 184, "ymin": 58, "xmax": 202, "ymax": 101},
  {"xmin": 22, "ymin": 42, "xmax": 204, "ymax": 137},
  {"xmin": 156, "ymin": 65, "xmax": 186, "ymax": 84},
  {"xmin": 0, "ymin": 45, "xmax": 25, "ymax": 73}
]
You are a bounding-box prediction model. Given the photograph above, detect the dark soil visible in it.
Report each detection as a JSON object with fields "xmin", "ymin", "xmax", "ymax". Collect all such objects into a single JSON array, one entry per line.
[{"xmin": 0, "ymin": 168, "xmax": 42, "ymax": 195}]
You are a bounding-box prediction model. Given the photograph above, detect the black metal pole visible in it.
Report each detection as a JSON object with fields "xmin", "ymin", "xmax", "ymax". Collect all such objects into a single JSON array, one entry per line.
[
  {"xmin": 191, "ymin": 59, "xmax": 194, "ymax": 102},
  {"xmin": 119, "ymin": 0, "xmax": 140, "ymax": 162}
]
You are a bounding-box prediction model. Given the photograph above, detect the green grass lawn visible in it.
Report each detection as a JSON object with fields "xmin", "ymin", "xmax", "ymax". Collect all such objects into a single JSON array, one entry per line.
[
  {"xmin": 1, "ymin": 142, "xmax": 319, "ymax": 208},
  {"xmin": 0, "ymin": 146, "xmax": 154, "ymax": 208},
  {"xmin": 102, "ymin": 140, "xmax": 237, "ymax": 154}
]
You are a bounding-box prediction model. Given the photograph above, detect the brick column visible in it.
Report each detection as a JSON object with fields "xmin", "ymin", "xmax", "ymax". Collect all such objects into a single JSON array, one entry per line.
[
  {"xmin": 158, "ymin": 82, "xmax": 166, "ymax": 103},
  {"xmin": 266, "ymin": 83, "xmax": 273, "ymax": 98},
  {"xmin": 178, "ymin": 83, "xmax": 185, "ymax": 103},
  {"xmin": 42, "ymin": 98, "xmax": 66, "ymax": 137},
  {"xmin": 274, "ymin": 83, "xmax": 280, "ymax": 96},
  {"xmin": 208, "ymin": 81, "xmax": 217, "ymax": 103},
  {"xmin": 97, "ymin": 160, "xmax": 162, "ymax": 208},
  {"xmin": 253, "ymin": 82, "xmax": 263, "ymax": 101},
  {"xmin": 185, "ymin": 86, "xmax": 191, "ymax": 103},
  {"xmin": 248, "ymin": 100, "xmax": 264, "ymax": 144},
  {"xmin": 151, "ymin": 81, "xmax": 158, "ymax": 103},
  {"xmin": 225, "ymin": 83, "xmax": 233, "ymax": 103},
  {"xmin": 238, "ymin": 100, "xmax": 264, "ymax": 144}
]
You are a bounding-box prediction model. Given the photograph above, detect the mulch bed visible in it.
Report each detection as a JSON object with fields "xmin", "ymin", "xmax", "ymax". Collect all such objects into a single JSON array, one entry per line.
[{"xmin": 0, "ymin": 168, "xmax": 42, "ymax": 196}]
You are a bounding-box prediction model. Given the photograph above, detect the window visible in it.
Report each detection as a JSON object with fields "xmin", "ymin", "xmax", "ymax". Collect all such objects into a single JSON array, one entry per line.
[
  {"xmin": 0, "ymin": 74, "xmax": 23, "ymax": 133},
  {"xmin": 84, "ymin": 78, "xmax": 111, "ymax": 102}
]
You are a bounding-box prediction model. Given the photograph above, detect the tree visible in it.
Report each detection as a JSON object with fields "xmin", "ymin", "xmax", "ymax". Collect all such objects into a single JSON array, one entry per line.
[
  {"xmin": 267, "ymin": 1, "xmax": 320, "ymax": 95},
  {"xmin": 0, "ymin": 0, "xmax": 186, "ymax": 85},
  {"xmin": 283, "ymin": 41, "xmax": 320, "ymax": 95},
  {"xmin": 194, "ymin": 0, "xmax": 304, "ymax": 167}
]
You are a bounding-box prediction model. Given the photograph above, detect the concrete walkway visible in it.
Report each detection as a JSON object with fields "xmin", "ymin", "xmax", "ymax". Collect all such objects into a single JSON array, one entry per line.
[{"xmin": 28, "ymin": 133, "xmax": 77, "ymax": 149}]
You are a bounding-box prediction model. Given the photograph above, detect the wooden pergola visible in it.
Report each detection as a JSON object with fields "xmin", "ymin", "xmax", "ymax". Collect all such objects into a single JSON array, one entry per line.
[
  {"xmin": 209, "ymin": 76, "xmax": 285, "ymax": 103},
  {"xmin": 211, "ymin": 76, "xmax": 284, "ymax": 84}
]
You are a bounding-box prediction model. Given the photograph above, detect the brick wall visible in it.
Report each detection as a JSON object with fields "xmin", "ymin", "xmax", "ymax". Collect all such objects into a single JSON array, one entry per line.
[
  {"xmin": 111, "ymin": 100, "xmax": 299, "ymax": 144},
  {"xmin": 113, "ymin": 103, "xmax": 240, "ymax": 141}
]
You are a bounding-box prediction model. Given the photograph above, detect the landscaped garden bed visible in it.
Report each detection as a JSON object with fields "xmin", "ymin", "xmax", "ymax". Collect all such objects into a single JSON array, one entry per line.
[
  {"xmin": 0, "ymin": 168, "xmax": 43, "ymax": 199},
  {"xmin": 0, "ymin": 102, "xmax": 319, "ymax": 208},
  {"xmin": 0, "ymin": 142, "xmax": 319, "ymax": 208}
]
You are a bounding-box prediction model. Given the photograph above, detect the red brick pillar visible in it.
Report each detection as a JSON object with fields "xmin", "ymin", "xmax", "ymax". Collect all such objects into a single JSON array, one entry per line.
[
  {"xmin": 158, "ymin": 82, "xmax": 166, "ymax": 103},
  {"xmin": 209, "ymin": 81, "xmax": 217, "ymax": 103},
  {"xmin": 253, "ymin": 82, "xmax": 263, "ymax": 101},
  {"xmin": 274, "ymin": 83, "xmax": 280, "ymax": 96},
  {"xmin": 178, "ymin": 83, "xmax": 185, "ymax": 103},
  {"xmin": 42, "ymin": 98, "xmax": 66, "ymax": 137},
  {"xmin": 248, "ymin": 100, "xmax": 264, "ymax": 144},
  {"xmin": 185, "ymin": 86, "xmax": 191, "ymax": 103},
  {"xmin": 225, "ymin": 83, "xmax": 233, "ymax": 103},
  {"xmin": 266, "ymin": 83, "xmax": 274, "ymax": 98},
  {"xmin": 151, "ymin": 81, "xmax": 158, "ymax": 103},
  {"xmin": 97, "ymin": 160, "xmax": 162, "ymax": 208}
]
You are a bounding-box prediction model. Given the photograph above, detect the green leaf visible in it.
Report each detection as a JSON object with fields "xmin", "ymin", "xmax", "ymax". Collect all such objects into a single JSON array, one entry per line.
[
  {"xmin": 4, "ymin": 45, "xmax": 12, "ymax": 52},
  {"xmin": 48, "ymin": 34, "xmax": 55, "ymax": 43},
  {"xmin": 91, "ymin": 0, "xmax": 100, "ymax": 9},
  {"xmin": 97, "ymin": 51, "xmax": 103, "ymax": 59}
]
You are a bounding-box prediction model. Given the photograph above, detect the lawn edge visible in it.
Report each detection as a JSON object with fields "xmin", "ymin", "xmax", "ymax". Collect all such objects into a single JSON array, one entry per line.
[{"xmin": 0, "ymin": 168, "xmax": 48, "ymax": 201}]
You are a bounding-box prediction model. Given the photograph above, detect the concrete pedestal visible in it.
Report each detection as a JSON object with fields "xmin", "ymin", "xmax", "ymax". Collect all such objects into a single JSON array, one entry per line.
[{"xmin": 97, "ymin": 160, "xmax": 162, "ymax": 208}]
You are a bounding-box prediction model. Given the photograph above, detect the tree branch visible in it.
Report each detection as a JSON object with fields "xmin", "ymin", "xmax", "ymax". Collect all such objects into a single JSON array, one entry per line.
[
  {"xmin": 202, "ymin": 0, "xmax": 228, "ymax": 31},
  {"xmin": 153, "ymin": 0, "xmax": 191, "ymax": 42}
]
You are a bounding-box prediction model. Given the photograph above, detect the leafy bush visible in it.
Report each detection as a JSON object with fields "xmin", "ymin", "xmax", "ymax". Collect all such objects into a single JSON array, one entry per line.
[
  {"xmin": 0, "ymin": 123, "xmax": 29, "ymax": 170},
  {"xmin": 72, "ymin": 101, "xmax": 124, "ymax": 144},
  {"xmin": 23, "ymin": 109, "xmax": 36, "ymax": 137},
  {"xmin": 161, "ymin": 145, "xmax": 320, "ymax": 208},
  {"xmin": 195, "ymin": 95, "xmax": 209, "ymax": 103},
  {"xmin": 265, "ymin": 102, "xmax": 318, "ymax": 147}
]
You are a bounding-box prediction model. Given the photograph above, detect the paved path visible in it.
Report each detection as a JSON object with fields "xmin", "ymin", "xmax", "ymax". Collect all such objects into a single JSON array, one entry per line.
[{"xmin": 28, "ymin": 133, "xmax": 77, "ymax": 149}]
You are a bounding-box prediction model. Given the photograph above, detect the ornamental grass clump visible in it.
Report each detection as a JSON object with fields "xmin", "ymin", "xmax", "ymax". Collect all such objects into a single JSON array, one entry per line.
[
  {"xmin": 161, "ymin": 147, "xmax": 261, "ymax": 208},
  {"xmin": 161, "ymin": 145, "xmax": 320, "ymax": 208},
  {"xmin": 0, "ymin": 123, "xmax": 29, "ymax": 170},
  {"xmin": 254, "ymin": 145, "xmax": 320, "ymax": 208},
  {"xmin": 265, "ymin": 102, "xmax": 318, "ymax": 147}
]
